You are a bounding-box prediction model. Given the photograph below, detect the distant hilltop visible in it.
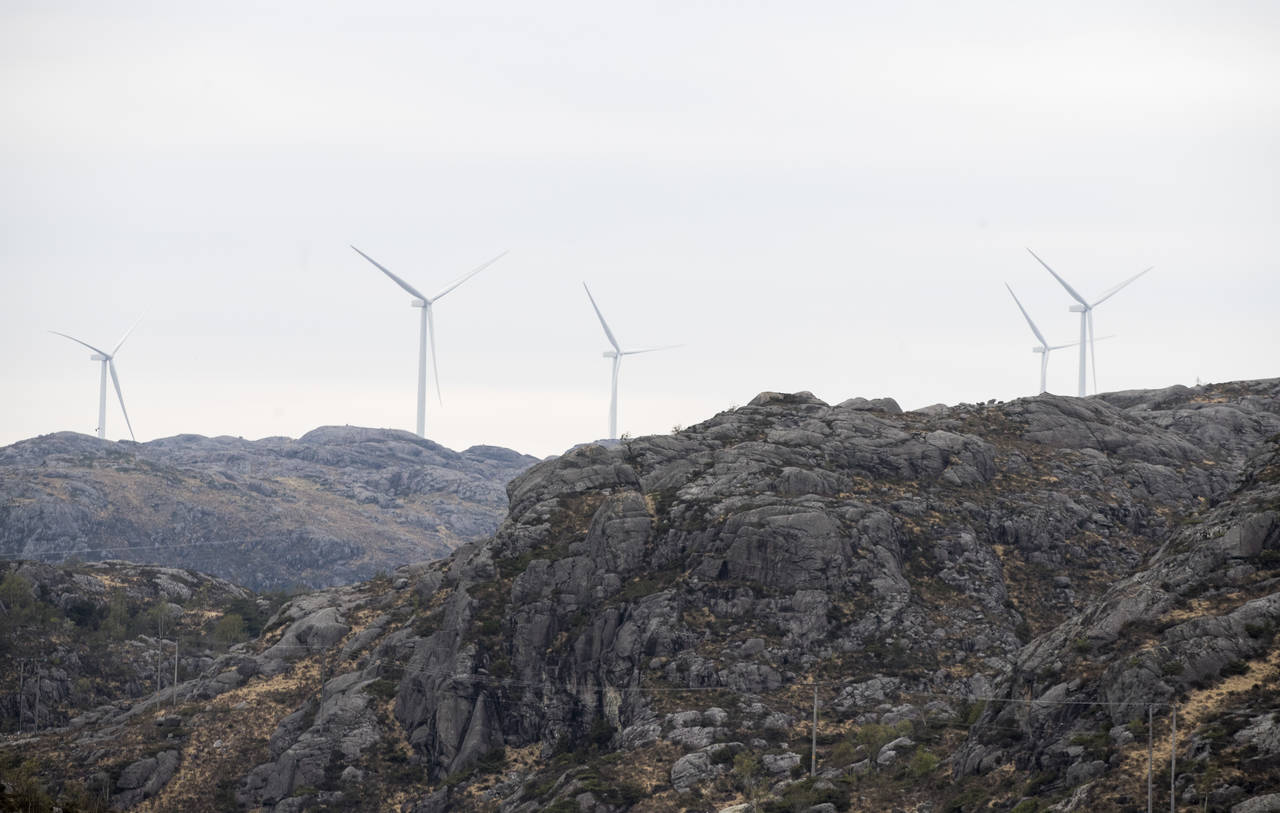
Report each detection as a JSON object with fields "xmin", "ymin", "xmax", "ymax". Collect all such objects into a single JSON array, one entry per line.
[{"xmin": 0, "ymin": 426, "xmax": 539, "ymax": 590}]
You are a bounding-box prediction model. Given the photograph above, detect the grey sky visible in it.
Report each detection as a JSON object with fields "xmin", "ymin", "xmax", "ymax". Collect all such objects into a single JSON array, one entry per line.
[{"xmin": 2, "ymin": 1, "xmax": 1277, "ymax": 458}]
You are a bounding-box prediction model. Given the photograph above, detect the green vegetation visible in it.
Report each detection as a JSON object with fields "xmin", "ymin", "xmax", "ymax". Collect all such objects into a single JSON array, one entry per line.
[
  {"xmin": 213, "ymin": 612, "xmax": 247, "ymax": 643},
  {"xmin": 908, "ymin": 748, "xmax": 940, "ymax": 778}
]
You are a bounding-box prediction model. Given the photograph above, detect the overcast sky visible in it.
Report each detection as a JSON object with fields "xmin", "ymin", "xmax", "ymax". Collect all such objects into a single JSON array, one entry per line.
[{"xmin": 2, "ymin": 1, "xmax": 1277, "ymax": 458}]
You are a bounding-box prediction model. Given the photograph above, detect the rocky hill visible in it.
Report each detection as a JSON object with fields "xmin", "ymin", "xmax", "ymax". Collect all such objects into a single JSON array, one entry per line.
[
  {"xmin": 0, "ymin": 558, "xmax": 272, "ymax": 735},
  {"xmin": 2, "ymin": 380, "xmax": 1279, "ymax": 812},
  {"xmin": 0, "ymin": 428, "xmax": 538, "ymax": 590}
]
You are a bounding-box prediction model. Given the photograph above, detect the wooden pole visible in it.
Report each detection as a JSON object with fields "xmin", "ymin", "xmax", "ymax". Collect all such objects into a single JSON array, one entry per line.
[
  {"xmin": 1170, "ymin": 704, "xmax": 1177, "ymax": 813},
  {"xmin": 811, "ymin": 684, "xmax": 818, "ymax": 777},
  {"xmin": 16, "ymin": 659, "xmax": 24, "ymax": 732},
  {"xmin": 1152, "ymin": 706, "xmax": 1162, "ymax": 813}
]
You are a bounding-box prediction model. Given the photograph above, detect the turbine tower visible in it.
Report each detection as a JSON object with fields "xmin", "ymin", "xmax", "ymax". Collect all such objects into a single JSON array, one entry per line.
[
  {"xmin": 583, "ymin": 283, "xmax": 678, "ymax": 441},
  {"xmin": 1004, "ymin": 284, "xmax": 1111, "ymax": 394},
  {"xmin": 351, "ymin": 246, "xmax": 507, "ymax": 438},
  {"xmin": 1027, "ymin": 248, "xmax": 1152, "ymax": 397},
  {"xmin": 50, "ymin": 320, "xmax": 139, "ymax": 441}
]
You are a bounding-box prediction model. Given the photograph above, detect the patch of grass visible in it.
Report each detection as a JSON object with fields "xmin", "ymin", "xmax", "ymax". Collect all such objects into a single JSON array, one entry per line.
[
  {"xmin": 761, "ymin": 775, "xmax": 852, "ymax": 812},
  {"xmin": 944, "ymin": 783, "xmax": 991, "ymax": 812},
  {"xmin": 366, "ymin": 678, "xmax": 399, "ymax": 701}
]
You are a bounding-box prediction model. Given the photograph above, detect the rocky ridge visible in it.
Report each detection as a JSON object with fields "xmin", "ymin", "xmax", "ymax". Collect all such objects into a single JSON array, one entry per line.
[
  {"xmin": 0, "ymin": 558, "xmax": 266, "ymax": 737},
  {"xmin": 3, "ymin": 379, "xmax": 1279, "ymax": 812},
  {"xmin": 0, "ymin": 427, "xmax": 538, "ymax": 590}
]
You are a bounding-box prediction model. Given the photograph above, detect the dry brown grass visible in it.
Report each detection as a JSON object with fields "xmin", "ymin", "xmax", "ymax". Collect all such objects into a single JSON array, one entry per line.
[
  {"xmin": 1094, "ymin": 644, "xmax": 1280, "ymax": 808},
  {"xmin": 135, "ymin": 660, "xmax": 323, "ymax": 813}
]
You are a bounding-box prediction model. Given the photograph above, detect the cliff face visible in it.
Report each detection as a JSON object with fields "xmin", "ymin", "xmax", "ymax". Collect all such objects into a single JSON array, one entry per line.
[
  {"xmin": 0, "ymin": 427, "xmax": 538, "ymax": 590},
  {"xmin": 4, "ymin": 380, "xmax": 1280, "ymax": 813}
]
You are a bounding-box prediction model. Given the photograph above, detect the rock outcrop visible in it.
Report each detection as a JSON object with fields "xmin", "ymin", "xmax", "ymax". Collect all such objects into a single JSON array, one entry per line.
[{"xmin": 4, "ymin": 379, "xmax": 1280, "ymax": 812}]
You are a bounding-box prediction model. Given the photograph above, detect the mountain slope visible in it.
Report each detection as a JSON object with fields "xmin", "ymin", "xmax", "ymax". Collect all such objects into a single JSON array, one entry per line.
[
  {"xmin": 3, "ymin": 380, "xmax": 1279, "ymax": 813},
  {"xmin": 0, "ymin": 427, "xmax": 538, "ymax": 590}
]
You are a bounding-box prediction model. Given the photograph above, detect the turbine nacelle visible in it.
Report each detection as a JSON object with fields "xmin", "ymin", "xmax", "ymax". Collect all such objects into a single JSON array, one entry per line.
[
  {"xmin": 410, "ymin": 298, "xmax": 427, "ymax": 308},
  {"xmin": 90, "ymin": 353, "xmax": 108, "ymax": 361},
  {"xmin": 603, "ymin": 351, "xmax": 618, "ymax": 359},
  {"xmin": 1069, "ymin": 304, "xmax": 1088, "ymax": 313}
]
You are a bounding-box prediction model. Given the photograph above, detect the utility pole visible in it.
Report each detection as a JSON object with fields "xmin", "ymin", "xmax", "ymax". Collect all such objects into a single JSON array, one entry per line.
[
  {"xmin": 173, "ymin": 639, "xmax": 179, "ymax": 710},
  {"xmin": 32, "ymin": 662, "xmax": 40, "ymax": 732},
  {"xmin": 16, "ymin": 658, "xmax": 24, "ymax": 732},
  {"xmin": 1152, "ymin": 706, "xmax": 1162, "ymax": 813},
  {"xmin": 1170, "ymin": 704, "xmax": 1177, "ymax": 813},
  {"xmin": 811, "ymin": 684, "xmax": 818, "ymax": 777}
]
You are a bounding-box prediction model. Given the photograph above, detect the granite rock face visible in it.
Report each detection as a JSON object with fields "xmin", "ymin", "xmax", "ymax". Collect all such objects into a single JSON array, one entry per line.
[
  {"xmin": 0, "ymin": 426, "xmax": 538, "ymax": 589},
  {"xmin": 8, "ymin": 380, "xmax": 1280, "ymax": 811},
  {"xmin": 377, "ymin": 379, "xmax": 1280, "ymax": 802},
  {"xmin": 955, "ymin": 410, "xmax": 1280, "ymax": 804}
]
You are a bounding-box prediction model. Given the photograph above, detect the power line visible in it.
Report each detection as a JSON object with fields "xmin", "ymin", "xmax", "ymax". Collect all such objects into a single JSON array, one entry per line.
[
  {"xmin": 0, "ymin": 538, "xmax": 251, "ymax": 560},
  {"xmin": 223, "ymin": 646, "xmax": 1176, "ymax": 712}
]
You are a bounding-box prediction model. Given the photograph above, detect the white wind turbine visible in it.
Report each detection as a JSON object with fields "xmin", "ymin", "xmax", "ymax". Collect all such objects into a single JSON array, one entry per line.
[
  {"xmin": 583, "ymin": 283, "xmax": 679, "ymax": 441},
  {"xmin": 1005, "ymin": 284, "xmax": 1113, "ymax": 394},
  {"xmin": 1027, "ymin": 248, "xmax": 1152, "ymax": 397},
  {"xmin": 50, "ymin": 320, "xmax": 140, "ymax": 441},
  {"xmin": 351, "ymin": 246, "xmax": 507, "ymax": 438}
]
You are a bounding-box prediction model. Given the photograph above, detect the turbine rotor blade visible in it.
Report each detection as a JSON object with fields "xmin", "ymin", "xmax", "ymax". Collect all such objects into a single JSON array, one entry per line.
[
  {"xmin": 621, "ymin": 344, "xmax": 683, "ymax": 355},
  {"xmin": 1004, "ymin": 283, "xmax": 1049, "ymax": 347},
  {"xmin": 111, "ymin": 316, "xmax": 143, "ymax": 356},
  {"xmin": 1027, "ymin": 248, "xmax": 1089, "ymax": 308},
  {"xmin": 49, "ymin": 330, "xmax": 110, "ymax": 357},
  {"xmin": 582, "ymin": 283, "xmax": 622, "ymax": 353},
  {"xmin": 351, "ymin": 245, "xmax": 428, "ymax": 301},
  {"xmin": 1091, "ymin": 266, "xmax": 1153, "ymax": 307},
  {"xmin": 108, "ymin": 360, "xmax": 136, "ymax": 441},
  {"xmin": 426, "ymin": 306, "xmax": 442, "ymax": 406},
  {"xmin": 1048, "ymin": 334, "xmax": 1116, "ymax": 350},
  {"xmin": 431, "ymin": 250, "xmax": 508, "ymax": 302}
]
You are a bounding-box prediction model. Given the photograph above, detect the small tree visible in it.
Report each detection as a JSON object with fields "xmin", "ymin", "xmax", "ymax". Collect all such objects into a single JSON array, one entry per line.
[
  {"xmin": 102, "ymin": 591, "xmax": 130, "ymax": 639},
  {"xmin": 0, "ymin": 572, "xmax": 35, "ymax": 616},
  {"xmin": 213, "ymin": 613, "xmax": 246, "ymax": 644},
  {"xmin": 733, "ymin": 752, "xmax": 766, "ymax": 811}
]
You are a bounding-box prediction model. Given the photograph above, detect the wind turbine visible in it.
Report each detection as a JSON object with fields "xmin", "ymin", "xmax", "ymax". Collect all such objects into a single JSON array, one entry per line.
[
  {"xmin": 1004, "ymin": 284, "xmax": 1113, "ymax": 394},
  {"xmin": 351, "ymin": 246, "xmax": 507, "ymax": 438},
  {"xmin": 50, "ymin": 320, "xmax": 140, "ymax": 441},
  {"xmin": 1027, "ymin": 248, "xmax": 1152, "ymax": 397},
  {"xmin": 583, "ymin": 283, "xmax": 678, "ymax": 441}
]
